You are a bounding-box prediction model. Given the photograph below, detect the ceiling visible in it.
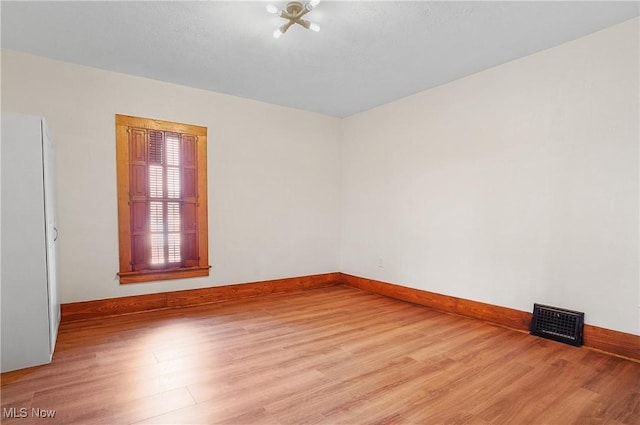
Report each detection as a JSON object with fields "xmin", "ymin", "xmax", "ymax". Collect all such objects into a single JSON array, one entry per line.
[{"xmin": 1, "ymin": 1, "xmax": 638, "ymax": 118}]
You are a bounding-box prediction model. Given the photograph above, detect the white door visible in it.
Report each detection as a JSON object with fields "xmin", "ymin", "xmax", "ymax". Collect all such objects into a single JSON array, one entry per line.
[{"xmin": 41, "ymin": 119, "xmax": 60, "ymax": 352}]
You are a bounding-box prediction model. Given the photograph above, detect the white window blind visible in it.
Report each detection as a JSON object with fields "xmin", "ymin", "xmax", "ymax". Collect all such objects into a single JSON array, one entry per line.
[{"xmin": 148, "ymin": 131, "xmax": 182, "ymax": 266}]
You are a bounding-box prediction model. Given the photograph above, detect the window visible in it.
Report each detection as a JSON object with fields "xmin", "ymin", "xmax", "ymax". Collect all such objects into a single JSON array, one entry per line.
[{"xmin": 115, "ymin": 114, "xmax": 210, "ymax": 283}]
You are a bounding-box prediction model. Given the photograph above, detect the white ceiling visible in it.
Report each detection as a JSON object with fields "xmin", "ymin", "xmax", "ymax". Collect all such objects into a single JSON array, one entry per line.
[{"xmin": 1, "ymin": 1, "xmax": 638, "ymax": 117}]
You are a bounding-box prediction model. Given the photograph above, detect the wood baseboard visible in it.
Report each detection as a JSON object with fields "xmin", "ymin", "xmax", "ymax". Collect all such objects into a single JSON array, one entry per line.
[
  {"xmin": 61, "ymin": 272, "xmax": 341, "ymax": 322},
  {"xmin": 61, "ymin": 271, "xmax": 639, "ymax": 361},
  {"xmin": 582, "ymin": 324, "xmax": 640, "ymax": 361},
  {"xmin": 340, "ymin": 273, "xmax": 640, "ymax": 361},
  {"xmin": 340, "ymin": 273, "xmax": 531, "ymax": 331}
]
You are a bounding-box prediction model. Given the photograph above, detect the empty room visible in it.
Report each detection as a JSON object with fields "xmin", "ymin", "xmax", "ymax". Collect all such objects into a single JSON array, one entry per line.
[{"xmin": 1, "ymin": 1, "xmax": 639, "ymax": 424}]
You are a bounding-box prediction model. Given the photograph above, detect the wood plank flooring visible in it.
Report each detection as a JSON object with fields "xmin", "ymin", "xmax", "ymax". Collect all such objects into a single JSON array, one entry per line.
[{"xmin": 1, "ymin": 285, "xmax": 639, "ymax": 424}]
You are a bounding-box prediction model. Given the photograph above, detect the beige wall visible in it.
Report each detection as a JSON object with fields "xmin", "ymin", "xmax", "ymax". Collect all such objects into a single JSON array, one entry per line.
[
  {"xmin": 2, "ymin": 17, "xmax": 638, "ymax": 335},
  {"xmin": 341, "ymin": 18, "xmax": 639, "ymax": 334},
  {"xmin": 1, "ymin": 50, "xmax": 342, "ymax": 303}
]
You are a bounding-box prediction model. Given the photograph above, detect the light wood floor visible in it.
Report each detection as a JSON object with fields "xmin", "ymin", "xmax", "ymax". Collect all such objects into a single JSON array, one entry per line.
[{"xmin": 1, "ymin": 285, "xmax": 639, "ymax": 425}]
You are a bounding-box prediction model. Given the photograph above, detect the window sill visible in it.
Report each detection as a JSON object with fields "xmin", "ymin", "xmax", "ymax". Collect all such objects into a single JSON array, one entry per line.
[{"xmin": 118, "ymin": 266, "xmax": 211, "ymax": 284}]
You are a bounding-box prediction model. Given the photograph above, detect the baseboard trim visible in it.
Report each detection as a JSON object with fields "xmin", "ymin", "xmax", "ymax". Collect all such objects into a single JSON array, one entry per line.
[
  {"xmin": 340, "ymin": 273, "xmax": 640, "ymax": 361},
  {"xmin": 61, "ymin": 271, "xmax": 639, "ymax": 361},
  {"xmin": 582, "ymin": 324, "xmax": 640, "ymax": 362},
  {"xmin": 61, "ymin": 272, "xmax": 341, "ymax": 322},
  {"xmin": 340, "ymin": 273, "xmax": 531, "ymax": 331}
]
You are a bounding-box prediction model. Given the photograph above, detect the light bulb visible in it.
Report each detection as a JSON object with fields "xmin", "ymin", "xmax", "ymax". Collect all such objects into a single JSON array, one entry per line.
[
  {"xmin": 273, "ymin": 28, "xmax": 283, "ymax": 39},
  {"xmin": 310, "ymin": 0, "xmax": 320, "ymax": 7},
  {"xmin": 309, "ymin": 22, "xmax": 320, "ymax": 32},
  {"xmin": 266, "ymin": 4, "xmax": 278, "ymax": 14}
]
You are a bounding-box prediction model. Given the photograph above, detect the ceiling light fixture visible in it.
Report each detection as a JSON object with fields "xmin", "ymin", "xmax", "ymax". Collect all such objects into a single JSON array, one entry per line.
[{"xmin": 266, "ymin": 0, "xmax": 321, "ymax": 38}]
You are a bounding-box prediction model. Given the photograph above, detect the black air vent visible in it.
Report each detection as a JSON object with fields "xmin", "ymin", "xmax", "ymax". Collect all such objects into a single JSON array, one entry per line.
[{"xmin": 530, "ymin": 303, "xmax": 584, "ymax": 347}]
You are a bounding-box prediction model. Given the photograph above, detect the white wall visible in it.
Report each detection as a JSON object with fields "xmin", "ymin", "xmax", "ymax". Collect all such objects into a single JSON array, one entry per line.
[
  {"xmin": 2, "ymin": 18, "xmax": 638, "ymax": 336},
  {"xmin": 341, "ymin": 18, "xmax": 639, "ymax": 335},
  {"xmin": 1, "ymin": 50, "xmax": 342, "ymax": 303}
]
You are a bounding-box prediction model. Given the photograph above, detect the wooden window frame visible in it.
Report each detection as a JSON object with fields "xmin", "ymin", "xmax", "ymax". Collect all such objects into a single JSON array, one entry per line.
[{"xmin": 115, "ymin": 114, "xmax": 210, "ymax": 284}]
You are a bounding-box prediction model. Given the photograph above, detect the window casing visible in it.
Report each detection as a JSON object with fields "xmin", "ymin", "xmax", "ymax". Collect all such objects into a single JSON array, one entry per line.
[{"xmin": 116, "ymin": 115, "xmax": 210, "ymax": 283}]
